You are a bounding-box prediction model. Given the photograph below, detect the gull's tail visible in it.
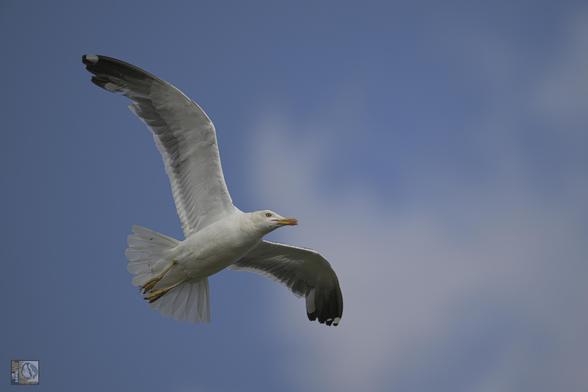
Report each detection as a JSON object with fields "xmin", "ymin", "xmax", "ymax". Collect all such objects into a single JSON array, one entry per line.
[{"xmin": 125, "ymin": 225, "xmax": 211, "ymax": 323}]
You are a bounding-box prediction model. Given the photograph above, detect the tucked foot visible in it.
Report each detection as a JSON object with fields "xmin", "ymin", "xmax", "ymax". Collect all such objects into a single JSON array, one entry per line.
[
  {"xmin": 141, "ymin": 260, "xmax": 177, "ymax": 294},
  {"xmin": 145, "ymin": 288, "xmax": 168, "ymax": 303},
  {"xmin": 144, "ymin": 278, "xmax": 187, "ymax": 303}
]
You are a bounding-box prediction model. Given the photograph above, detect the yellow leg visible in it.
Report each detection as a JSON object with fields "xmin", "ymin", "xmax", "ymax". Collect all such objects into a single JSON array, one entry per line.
[
  {"xmin": 144, "ymin": 278, "xmax": 187, "ymax": 303},
  {"xmin": 141, "ymin": 260, "xmax": 177, "ymax": 294}
]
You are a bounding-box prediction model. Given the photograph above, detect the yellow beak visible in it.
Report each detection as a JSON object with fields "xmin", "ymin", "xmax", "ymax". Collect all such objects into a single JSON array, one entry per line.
[{"xmin": 276, "ymin": 218, "xmax": 298, "ymax": 226}]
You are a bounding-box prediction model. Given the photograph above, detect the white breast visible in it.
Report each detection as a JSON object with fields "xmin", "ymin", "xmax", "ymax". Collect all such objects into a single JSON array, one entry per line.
[{"xmin": 174, "ymin": 212, "xmax": 261, "ymax": 279}]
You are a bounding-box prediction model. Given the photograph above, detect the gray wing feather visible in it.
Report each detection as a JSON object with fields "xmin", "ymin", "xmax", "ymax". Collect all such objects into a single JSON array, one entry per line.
[
  {"xmin": 230, "ymin": 240, "xmax": 343, "ymax": 326},
  {"xmin": 83, "ymin": 55, "xmax": 234, "ymax": 235}
]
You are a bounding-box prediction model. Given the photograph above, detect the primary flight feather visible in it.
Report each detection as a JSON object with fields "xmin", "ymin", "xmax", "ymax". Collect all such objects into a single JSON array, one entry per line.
[{"xmin": 82, "ymin": 54, "xmax": 343, "ymax": 326}]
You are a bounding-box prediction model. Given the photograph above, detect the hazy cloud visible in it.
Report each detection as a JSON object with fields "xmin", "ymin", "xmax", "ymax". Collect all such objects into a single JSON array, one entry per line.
[{"xmin": 245, "ymin": 10, "xmax": 588, "ymax": 392}]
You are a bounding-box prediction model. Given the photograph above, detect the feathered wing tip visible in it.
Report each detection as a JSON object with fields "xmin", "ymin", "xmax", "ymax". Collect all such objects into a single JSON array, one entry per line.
[
  {"xmin": 149, "ymin": 279, "xmax": 211, "ymax": 323},
  {"xmin": 82, "ymin": 54, "xmax": 156, "ymax": 99},
  {"xmin": 305, "ymin": 284, "xmax": 343, "ymax": 326}
]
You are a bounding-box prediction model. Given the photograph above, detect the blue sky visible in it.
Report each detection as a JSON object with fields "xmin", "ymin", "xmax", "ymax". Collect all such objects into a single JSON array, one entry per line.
[{"xmin": 2, "ymin": 1, "xmax": 587, "ymax": 391}]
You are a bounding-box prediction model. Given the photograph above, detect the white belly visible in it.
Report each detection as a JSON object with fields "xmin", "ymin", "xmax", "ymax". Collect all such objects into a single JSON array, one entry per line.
[{"xmin": 169, "ymin": 215, "xmax": 261, "ymax": 281}]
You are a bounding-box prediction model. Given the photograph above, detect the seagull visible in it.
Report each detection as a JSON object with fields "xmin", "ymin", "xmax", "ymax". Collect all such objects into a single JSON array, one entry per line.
[{"xmin": 82, "ymin": 55, "xmax": 343, "ymax": 326}]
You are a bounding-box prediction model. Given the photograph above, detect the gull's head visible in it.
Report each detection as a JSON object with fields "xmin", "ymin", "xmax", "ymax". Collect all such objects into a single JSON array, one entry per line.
[{"xmin": 250, "ymin": 210, "xmax": 298, "ymax": 234}]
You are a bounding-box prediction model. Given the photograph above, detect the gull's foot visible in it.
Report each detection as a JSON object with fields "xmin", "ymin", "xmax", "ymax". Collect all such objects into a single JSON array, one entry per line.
[
  {"xmin": 145, "ymin": 288, "xmax": 167, "ymax": 303},
  {"xmin": 141, "ymin": 260, "xmax": 177, "ymax": 294},
  {"xmin": 143, "ymin": 278, "xmax": 187, "ymax": 303},
  {"xmin": 141, "ymin": 278, "xmax": 159, "ymax": 294}
]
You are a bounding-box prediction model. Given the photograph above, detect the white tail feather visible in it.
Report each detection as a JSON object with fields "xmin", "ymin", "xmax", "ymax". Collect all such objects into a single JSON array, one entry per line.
[
  {"xmin": 125, "ymin": 225, "xmax": 211, "ymax": 323},
  {"xmin": 126, "ymin": 225, "xmax": 179, "ymax": 286},
  {"xmin": 150, "ymin": 279, "xmax": 211, "ymax": 323}
]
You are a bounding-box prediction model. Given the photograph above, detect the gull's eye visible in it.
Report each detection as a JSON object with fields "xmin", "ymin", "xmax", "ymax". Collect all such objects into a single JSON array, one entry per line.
[{"xmin": 265, "ymin": 212, "xmax": 273, "ymax": 218}]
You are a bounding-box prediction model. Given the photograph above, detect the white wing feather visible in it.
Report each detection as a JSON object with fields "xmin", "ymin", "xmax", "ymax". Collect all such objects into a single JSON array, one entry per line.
[{"xmin": 83, "ymin": 55, "xmax": 235, "ymax": 235}]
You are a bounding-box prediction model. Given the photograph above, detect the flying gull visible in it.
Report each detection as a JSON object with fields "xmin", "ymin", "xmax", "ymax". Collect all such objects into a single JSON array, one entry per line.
[{"xmin": 82, "ymin": 55, "xmax": 343, "ymax": 326}]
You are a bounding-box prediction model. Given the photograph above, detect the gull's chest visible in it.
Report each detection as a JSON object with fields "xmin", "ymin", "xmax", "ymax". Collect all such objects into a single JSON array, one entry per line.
[{"xmin": 176, "ymin": 220, "xmax": 260, "ymax": 278}]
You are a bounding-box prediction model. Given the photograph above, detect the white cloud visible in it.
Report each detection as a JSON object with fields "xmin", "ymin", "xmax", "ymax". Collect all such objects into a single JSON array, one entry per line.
[{"xmin": 244, "ymin": 11, "xmax": 588, "ymax": 392}]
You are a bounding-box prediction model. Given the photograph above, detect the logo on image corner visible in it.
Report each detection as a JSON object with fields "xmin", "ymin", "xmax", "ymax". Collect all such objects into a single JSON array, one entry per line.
[{"xmin": 11, "ymin": 360, "xmax": 39, "ymax": 385}]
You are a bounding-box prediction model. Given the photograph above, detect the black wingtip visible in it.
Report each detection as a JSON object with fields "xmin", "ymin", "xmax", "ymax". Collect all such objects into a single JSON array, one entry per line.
[
  {"xmin": 81, "ymin": 54, "xmax": 162, "ymax": 86},
  {"xmin": 306, "ymin": 285, "xmax": 343, "ymax": 326}
]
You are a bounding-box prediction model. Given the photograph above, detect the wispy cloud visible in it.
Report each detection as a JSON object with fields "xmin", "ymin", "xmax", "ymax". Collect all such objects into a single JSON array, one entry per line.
[{"xmin": 245, "ymin": 10, "xmax": 588, "ymax": 392}]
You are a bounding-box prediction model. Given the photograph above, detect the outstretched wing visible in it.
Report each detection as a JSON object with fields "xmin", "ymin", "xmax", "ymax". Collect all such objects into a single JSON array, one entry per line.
[
  {"xmin": 82, "ymin": 54, "xmax": 235, "ymax": 235},
  {"xmin": 230, "ymin": 240, "xmax": 343, "ymax": 326}
]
